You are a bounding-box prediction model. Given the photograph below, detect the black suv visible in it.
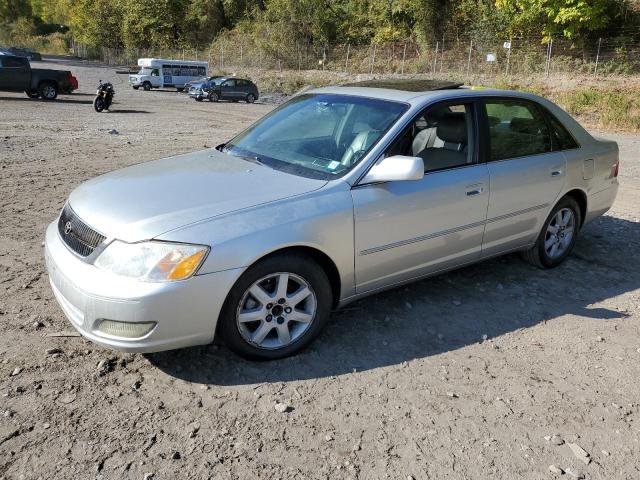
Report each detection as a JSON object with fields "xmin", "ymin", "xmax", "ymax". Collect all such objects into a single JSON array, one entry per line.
[{"xmin": 188, "ymin": 77, "xmax": 259, "ymax": 103}]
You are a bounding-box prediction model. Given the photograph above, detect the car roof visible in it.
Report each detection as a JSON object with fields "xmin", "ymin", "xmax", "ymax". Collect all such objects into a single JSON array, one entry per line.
[
  {"xmin": 344, "ymin": 79, "xmax": 463, "ymax": 91},
  {"xmin": 309, "ymin": 83, "xmax": 541, "ymax": 106}
]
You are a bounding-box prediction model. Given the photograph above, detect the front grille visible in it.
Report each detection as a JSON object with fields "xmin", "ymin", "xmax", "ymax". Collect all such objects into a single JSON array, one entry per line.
[{"xmin": 57, "ymin": 205, "xmax": 106, "ymax": 257}]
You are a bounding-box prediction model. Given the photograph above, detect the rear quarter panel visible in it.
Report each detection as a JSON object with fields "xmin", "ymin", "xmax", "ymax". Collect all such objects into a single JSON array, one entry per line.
[{"xmin": 535, "ymin": 95, "xmax": 619, "ymax": 224}]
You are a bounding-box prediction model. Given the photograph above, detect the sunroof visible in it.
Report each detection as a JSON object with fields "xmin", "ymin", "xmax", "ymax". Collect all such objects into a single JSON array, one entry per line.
[{"xmin": 343, "ymin": 79, "xmax": 464, "ymax": 92}]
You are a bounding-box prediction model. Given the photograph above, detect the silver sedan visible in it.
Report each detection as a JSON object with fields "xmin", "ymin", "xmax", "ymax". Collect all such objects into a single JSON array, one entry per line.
[{"xmin": 44, "ymin": 81, "xmax": 619, "ymax": 359}]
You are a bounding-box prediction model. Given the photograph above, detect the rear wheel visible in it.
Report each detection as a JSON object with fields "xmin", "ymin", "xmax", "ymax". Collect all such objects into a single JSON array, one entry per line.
[
  {"xmin": 219, "ymin": 253, "xmax": 332, "ymax": 360},
  {"xmin": 208, "ymin": 92, "xmax": 219, "ymax": 102},
  {"xmin": 521, "ymin": 196, "xmax": 581, "ymax": 268},
  {"xmin": 142, "ymin": 82, "xmax": 151, "ymax": 91},
  {"xmin": 39, "ymin": 82, "xmax": 58, "ymax": 100},
  {"xmin": 25, "ymin": 90, "xmax": 39, "ymax": 98},
  {"xmin": 246, "ymin": 93, "xmax": 256, "ymax": 103}
]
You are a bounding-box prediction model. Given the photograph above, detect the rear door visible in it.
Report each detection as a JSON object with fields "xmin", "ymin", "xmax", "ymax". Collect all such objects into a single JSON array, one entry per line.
[
  {"xmin": 0, "ymin": 56, "xmax": 30, "ymax": 89},
  {"xmin": 480, "ymin": 98, "xmax": 566, "ymax": 257}
]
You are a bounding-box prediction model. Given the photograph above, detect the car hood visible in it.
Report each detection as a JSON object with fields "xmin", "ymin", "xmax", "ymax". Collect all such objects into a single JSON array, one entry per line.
[{"xmin": 68, "ymin": 149, "xmax": 327, "ymax": 242}]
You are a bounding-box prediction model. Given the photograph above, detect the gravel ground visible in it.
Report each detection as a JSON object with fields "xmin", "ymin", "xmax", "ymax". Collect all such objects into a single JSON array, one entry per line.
[{"xmin": 1, "ymin": 59, "xmax": 639, "ymax": 480}]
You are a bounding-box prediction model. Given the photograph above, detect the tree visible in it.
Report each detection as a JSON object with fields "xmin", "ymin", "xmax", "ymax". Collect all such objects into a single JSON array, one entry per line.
[{"xmin": 495, "ymin": 0, "xmax": 615, "ymax": 39}]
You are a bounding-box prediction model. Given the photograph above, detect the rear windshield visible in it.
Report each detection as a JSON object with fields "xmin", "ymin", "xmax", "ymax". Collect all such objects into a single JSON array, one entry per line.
[{"xmin": 224, "ymin": 93, "xmax": 408, "ymax": 179}]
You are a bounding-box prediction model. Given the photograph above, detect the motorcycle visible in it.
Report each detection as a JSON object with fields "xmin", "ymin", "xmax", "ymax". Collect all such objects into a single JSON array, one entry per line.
[{"xmin": 94, "ymin": 80, "xmax": 115, "ymax": 112}]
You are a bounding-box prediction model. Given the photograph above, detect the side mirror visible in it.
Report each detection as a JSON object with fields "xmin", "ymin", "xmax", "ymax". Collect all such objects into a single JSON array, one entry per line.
[{"xmin": 361, "ymin": 155, "xmax": 424, "ymax": 184}]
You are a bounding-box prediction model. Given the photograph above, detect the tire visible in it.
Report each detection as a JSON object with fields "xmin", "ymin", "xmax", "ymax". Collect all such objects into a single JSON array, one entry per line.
[
  {"xmin": 521, "ymin": 196, "xmax": 581, "ymax": 269},
  {"xmin": 25, "ymin": 90, "xmax": 39, "ymax": 98},
  {"xmin": 219, "ymin": 253, "xmax": 332, "ymax": 360},
  {"xmin": 246, "ymin": 93, "xmax": 256, "ymax": 104},
  {"xmin": 142, "ymin": 82, "xmax": 151, "ymax": 91},
  {"xmin": 132, "ymin": 86, "xmax": 139, "ymax": 90},
  {"xmin": 93, "ymin": 96, "xmax": 105, "ymax": 112},
  {"xmin": 176, "ymin": 87, "xmax": 184, "ymax": 92},
  {"xmin": 208, "ymin": 92, "xmax": 219, "ymax": 102},
  {"xmin": 39, "ymin": 82, "xmax": 58, "ymax": 100},
  {"xmin": 195, "ymin": 97, "xmax": 203, "ymax": 102}
]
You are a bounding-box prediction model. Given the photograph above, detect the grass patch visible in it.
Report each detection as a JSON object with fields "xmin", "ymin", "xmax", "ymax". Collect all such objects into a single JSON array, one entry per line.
[{"xmin": 553, "ymin": 88, "xmax": 640, "ymax": 131}]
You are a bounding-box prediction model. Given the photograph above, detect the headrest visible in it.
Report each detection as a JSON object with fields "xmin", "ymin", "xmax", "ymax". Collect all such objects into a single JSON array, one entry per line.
[
  {"xmin": 436, "ymin": 112, "xmax": 467, "ymax": 144},
  {"xmin": 510, "ymin": 117, "xmax": 539, "ymax": 135}
]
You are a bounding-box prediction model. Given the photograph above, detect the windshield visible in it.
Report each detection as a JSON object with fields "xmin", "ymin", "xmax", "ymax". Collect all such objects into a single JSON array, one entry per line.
[
  {"xmin": 224, "ymin": 94, "xmax": 407, "ymax": 178},
  {"xmin": 137, "ymin": 67, "xmax": 153, "ymax": 75}
]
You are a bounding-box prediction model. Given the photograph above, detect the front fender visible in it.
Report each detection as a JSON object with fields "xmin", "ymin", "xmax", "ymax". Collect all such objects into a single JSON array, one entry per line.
[{"xmin": 155, "ymin": 183, "xmax": 356, "ymax": 301}]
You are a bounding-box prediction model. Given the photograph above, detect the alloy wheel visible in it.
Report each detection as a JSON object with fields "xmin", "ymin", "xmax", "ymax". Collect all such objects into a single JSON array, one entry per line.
[
  {"xmin": 544, "ymin": 207, "xmax": 575, "ymax": 258},
  {"xmin": 43, "ymin": 85, "xmax": 56, "ymax": 99},
  {"xmin": 236, "ymin": 272, "xmax": 317, "ymax": 350}
]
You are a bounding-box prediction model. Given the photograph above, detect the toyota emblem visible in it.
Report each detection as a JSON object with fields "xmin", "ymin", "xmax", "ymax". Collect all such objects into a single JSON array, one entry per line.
[{"xmin": 64, "ymin": 221, "xmax": 73, "ymax": 235}]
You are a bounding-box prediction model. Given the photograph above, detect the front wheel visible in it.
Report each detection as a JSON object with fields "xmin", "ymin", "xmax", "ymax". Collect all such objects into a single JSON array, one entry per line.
[
  {"xmin": 39, "ymin": 82, "xmax": 58, "ymax": 100},
  {"xmin": 219, "ymin": 253, "xmax": 332, "ymax": 360},
  {"xmin": 208, "ymin": 92, "xmax": 219, "ymax": 102},
  {"xmin": 93, "ymin": 96, "xmax": 105, "ymax": 112},
  {"xmin": 142, "ymin": 82, "xmax": 151, "ymax": 91},
  {"xmin": 521, "ymin": 196, "xmax": 581, "ymax": 268}
]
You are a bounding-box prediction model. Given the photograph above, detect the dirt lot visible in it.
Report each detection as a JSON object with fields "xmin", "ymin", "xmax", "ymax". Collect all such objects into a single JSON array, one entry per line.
[{"xmin": 1, "ymin": 60, "xmax": 639, "ymax": 480}]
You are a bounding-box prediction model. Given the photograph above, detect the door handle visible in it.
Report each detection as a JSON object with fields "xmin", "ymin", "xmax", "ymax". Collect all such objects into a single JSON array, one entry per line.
[
  {"xmin": 551, "ymin": 170, "xmax": 563, "ymax": 177},
  {"xmin": 465, "ymin": 186, "xmax": 484, "ymax": 196}
]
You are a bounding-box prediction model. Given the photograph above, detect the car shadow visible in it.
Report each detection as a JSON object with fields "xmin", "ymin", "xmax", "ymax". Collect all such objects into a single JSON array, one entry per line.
[
  {"xmin": 0, "ymin": 96, "xmax": 93, "ymax": 105},
  {"xmin": 106, "ymin": 109, "xmax": 151, "ymax": 114},
  {"xmin": 146, "ymin": 214, "xmax": 639, "ymax": 385}
]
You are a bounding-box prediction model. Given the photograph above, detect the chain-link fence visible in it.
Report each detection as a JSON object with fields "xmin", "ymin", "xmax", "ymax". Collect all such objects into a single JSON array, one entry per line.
[{"xmin": 73, "ymin": 33, "xmax": 640, "ymax": 79}]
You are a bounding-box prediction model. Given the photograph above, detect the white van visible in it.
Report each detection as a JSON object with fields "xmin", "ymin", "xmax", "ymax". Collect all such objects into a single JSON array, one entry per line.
[{"xmin": 129, "ymin": 58, "xmax": 208, "ymax": 91}]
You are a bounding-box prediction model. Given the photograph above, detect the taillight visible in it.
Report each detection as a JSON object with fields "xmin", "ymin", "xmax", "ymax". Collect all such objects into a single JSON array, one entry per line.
[{"xmin": 612, "ymin": 160, "xmax": 619, "ymax": 178}]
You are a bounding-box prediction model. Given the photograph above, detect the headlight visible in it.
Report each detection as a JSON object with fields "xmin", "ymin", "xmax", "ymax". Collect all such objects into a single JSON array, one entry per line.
[{"xmin": 94, "ymin": 241, "xmax": 209, "ymax": 282}]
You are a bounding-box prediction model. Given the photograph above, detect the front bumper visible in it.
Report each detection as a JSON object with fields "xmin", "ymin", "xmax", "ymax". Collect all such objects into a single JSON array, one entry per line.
[
  {"xmin": 44, "ymin": 221, "xmax": 244, "ymax": 353},
  {"xmin": 188, "ymin": 90, "xmax": 204, "ymax": 99}
]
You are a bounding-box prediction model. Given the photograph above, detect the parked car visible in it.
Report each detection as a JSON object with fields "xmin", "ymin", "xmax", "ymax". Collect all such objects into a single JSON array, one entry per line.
[
  {"xmin": 0, "ymin": 55, "xmax": 77, "ymax": 99},
  {"xmin": 45, "ymin": 80, "xmax": 618, "ymax": 359},
  {"xmin": 188, "ymin": 76, "xmax": 258, "ymax": 103},
  {"xmin": 183, "ymin": 75, "xmax": 222, "ymax": 92},
  {"xmin": 8, "ymin": 47, "xmax": 42, "ymax": 61}
]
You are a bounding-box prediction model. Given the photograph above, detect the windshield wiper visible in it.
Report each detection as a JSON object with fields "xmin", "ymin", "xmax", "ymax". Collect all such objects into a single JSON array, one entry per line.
[{"xmin": 225, "ymin": 150, "xmax": 266, "ymax": 167}]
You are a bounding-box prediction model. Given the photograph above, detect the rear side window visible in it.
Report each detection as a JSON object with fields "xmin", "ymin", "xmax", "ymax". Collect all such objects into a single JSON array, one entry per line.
[
  {"xmin": 546, "ymin": 112, "xmax": 579, "ymax": 150},
  {"xmin": 485, "ymin": 100, "xmax": 552, "ymax": 161}
]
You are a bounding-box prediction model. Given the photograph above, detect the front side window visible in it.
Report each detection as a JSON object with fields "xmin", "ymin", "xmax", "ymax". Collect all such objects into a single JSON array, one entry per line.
[
  {"xmin": 222, "ymin": 79, "xmax": 236, "ymax": 87},
  {"xmin": 485, "ymin": 100, "xmax": 552, "ymax": 161},
  {"xmin": 151, "ymin": 69, "xmax": 159, "ymax": 76},
  {"xmin": 224, "ymin": 94, "xmax": 408, "ymax": 178},
  {"xmin": 385, "ymin": 103, "xmax": 475, "ymax": 173},
  {"xmin": 2, "ymin": 57, "xmax": 26, "ymax": 68}
]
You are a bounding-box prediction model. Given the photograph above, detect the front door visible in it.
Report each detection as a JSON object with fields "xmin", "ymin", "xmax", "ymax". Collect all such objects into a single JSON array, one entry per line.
[
  {"xmin": 0, "ymin": 56, "xmax": 30, "ymax": 89},
  {"xmin": 352, "ymin": 101, "xmax": 490, "ymax": 294},
  {"xmin": 220, "ymin": 79, "xmax": 236, "ymax": 100}
]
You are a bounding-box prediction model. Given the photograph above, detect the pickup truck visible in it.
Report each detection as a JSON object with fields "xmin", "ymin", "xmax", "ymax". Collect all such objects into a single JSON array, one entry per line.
[{"xmin": 0, "ymin": 55, "xmax": 78, "ymax": 100}]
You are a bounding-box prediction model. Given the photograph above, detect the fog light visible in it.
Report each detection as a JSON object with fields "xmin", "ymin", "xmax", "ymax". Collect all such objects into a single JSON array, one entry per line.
[{"xmin": 96, "ymin": 319, "xmax": 156, "ymax": 338}]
